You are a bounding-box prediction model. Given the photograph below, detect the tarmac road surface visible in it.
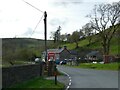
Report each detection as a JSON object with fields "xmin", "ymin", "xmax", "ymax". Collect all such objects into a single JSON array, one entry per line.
[{"xmin": 57, "ymin": 65, "xmax": 118, "ymax": 89}]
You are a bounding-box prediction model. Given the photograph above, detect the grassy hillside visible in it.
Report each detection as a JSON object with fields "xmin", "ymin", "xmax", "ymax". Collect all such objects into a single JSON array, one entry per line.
[
  {"xmin": 2, "ymin": 24, "xmax": 119, "ymax": 66},
  {"xmin": 63, "ymin": 36, "xmax": 118, "ymax": 55},
  {"xmin": 2, "ymin": 38, "xmax": 55, "ymax": 67},
  {"xmin": 61, "ymin": 29, "xmax": 119, "ymax": 56}
]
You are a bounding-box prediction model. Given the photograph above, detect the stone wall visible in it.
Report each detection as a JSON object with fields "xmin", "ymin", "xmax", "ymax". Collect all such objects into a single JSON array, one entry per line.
[{"xmin": 2, "ymin": 63, "xmax": 44, "ymax": 88}]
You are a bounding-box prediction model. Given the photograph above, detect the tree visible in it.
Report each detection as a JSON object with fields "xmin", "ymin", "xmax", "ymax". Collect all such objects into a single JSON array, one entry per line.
[
  {"xmin": 19, "ymin": 48, "xmax": 36, "ymax": 61},
  {"xmin": 82, "ymin": 23, "xmax": 94, "ymax": 45},
  {"xmin": 50, "ymin": 31, "xmax": 56, "ymax": 43},
  {"xmin": 88, "ymin": 1, "xmax": 120, "ymax": 55},
  {"xmin": 71, "ymin": 31, "xmax": 80, "ymax": 48},
  {"xmin": 50, "ymin": 26, "xmax": 61, "ymax": 43},
  {"xmin": 60, "ymin": 34, "xmax": 66, "ymax": 42},
  {"xmin": 79, "ymin": 29, "xmax": 85, "ymax": 39},
  {"xmin": 66, "ymin": 34, "xmax": 72, "ymax": 43},
  {"xmin": 56, "ymin": 26, "xmax": 61, "ymax": 42}
]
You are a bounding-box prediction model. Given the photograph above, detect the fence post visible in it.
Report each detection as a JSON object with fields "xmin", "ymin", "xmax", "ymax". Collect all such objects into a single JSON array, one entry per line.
[{"xmin": 54, "ymin": 64, "xmax": 57, "ymax": 85}]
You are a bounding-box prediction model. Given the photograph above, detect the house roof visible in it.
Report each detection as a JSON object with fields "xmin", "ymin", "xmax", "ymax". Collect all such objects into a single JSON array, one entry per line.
[
  {"xmin": 47, "ymin": 48, "xmax": 64, "ymax": 53},
  {"xmin": 69, "ymin": 50, "xmax": 77, "ymax": 55},
  {"xmin": 42, "ymin": 46, "xmax": 71, "ymax": 54},
  {"xmin": 86, "ymin": 51, "xmax": 100, "ymax": 56},
  {"xmin": 42, "ymin": 48, "xmax": 66, "ymax": 54}
]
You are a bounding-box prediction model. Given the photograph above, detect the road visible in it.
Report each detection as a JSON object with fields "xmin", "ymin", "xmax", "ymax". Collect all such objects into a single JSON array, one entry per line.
[{"xmin": 57, "ymin": 65, "xmax": 118, "ymax": 89}]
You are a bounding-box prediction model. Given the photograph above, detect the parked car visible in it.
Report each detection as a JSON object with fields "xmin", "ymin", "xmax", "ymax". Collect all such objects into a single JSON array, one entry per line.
[
  {"xmin": 55, "ymin": 59, "xmax": 60, "ymax": 65},
  {"xmin": 60, "ymin": 60, "xmax": 67, "ymax": 65},
  {"xmin": 99, "ymin": 61, "xmax": 104, "ymax": 64},
  {"xmin": 35, "ymin": 58, "xmax": 40, "ymax": 63}
]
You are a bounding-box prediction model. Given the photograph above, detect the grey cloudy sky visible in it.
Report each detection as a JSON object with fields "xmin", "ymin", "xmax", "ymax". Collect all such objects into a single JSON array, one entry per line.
[{"xmin": 0, "ymin": 0, "xmax": 119, "ymax": 39}]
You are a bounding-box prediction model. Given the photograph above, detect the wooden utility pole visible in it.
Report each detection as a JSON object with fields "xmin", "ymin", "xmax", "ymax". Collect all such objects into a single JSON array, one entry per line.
[{"xmin": 44, "ymin": 11, "xmax": 47, "ymax": 62}]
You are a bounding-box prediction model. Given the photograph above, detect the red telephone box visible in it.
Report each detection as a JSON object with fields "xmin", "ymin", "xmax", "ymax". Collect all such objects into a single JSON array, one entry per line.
[{"xmin": 48, "ymin": 52, "xmax": 55, "ymax": 60}]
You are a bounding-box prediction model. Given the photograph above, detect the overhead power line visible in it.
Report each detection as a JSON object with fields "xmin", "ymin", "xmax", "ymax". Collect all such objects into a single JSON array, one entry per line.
[
  {"xmin": 30, "ymin": 14, "xmax": 44, "ymax": 37},
  {"xmin": 22, "ymin": 0, "xmax": 44, "ymax": 13}
]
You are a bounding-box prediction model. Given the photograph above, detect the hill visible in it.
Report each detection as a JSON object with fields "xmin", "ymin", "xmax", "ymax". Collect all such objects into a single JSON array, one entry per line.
[
  {"xmin": 2, "ymin": 38, "xmax": 55, "ymax": 67},
  {"xmin": 2, "ymin": 24, "xmax": 119, "ymax": 66},
  {"xmin": 61, "ymin": 26, "xmax": 119, "ymax": 57}
]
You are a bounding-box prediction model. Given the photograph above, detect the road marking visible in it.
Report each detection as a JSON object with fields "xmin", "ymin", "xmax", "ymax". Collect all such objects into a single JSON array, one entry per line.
[
  {"xmin": 59, "ymin": 70, "xmax": 72, "ymax": 90},
  {"xmin": 66, "ymin": 86, "xmax": 70, "ymax": 90},
  {"xmin": 69, "ymin": 82, "xmax": 71, "ymax": 86}
]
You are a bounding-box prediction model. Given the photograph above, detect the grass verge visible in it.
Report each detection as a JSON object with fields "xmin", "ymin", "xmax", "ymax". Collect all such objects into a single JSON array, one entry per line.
[
  {"xmin": 3, "ymin": 77, "xmax": 64, "ymax": 90},
  {"xmin": 66, "ymin": 62, "xmax": 119, "ymax": 71}
]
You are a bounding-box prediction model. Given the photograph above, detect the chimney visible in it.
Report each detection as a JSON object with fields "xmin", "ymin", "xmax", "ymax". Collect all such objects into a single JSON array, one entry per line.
[{"xmin": 64, "ymin": 46, "xmax": 67, "ymax": 49}]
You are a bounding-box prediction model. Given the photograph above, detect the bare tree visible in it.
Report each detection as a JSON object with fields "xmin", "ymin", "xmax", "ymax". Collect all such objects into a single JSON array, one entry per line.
[
  {"xmin": 88, "ymin": 1, "xmax": 120, "ymax": 55},
  {"xmin": 50, "ymin": 26, "xmax": 61, "ymax": 43},
  {"xmin": 56, "ymin": 26, "xmax": 61, "ymax": 42}
]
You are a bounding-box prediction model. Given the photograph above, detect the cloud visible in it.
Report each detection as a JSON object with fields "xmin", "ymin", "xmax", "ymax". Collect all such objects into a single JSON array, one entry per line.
[
  {"xmin": 49, "ymin": 18, "xmax": 69, "ymax": 27},
  {"xmin": 52, "ymin": 0, "xmax": 83, "ymax": 7},
  {"xmin": 23, "ymin": 28, "xmax": 33, "ymax": 36},
  {"xmin": 22, "ymin": 27, "xmax": 43, "ymax": 37}
]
